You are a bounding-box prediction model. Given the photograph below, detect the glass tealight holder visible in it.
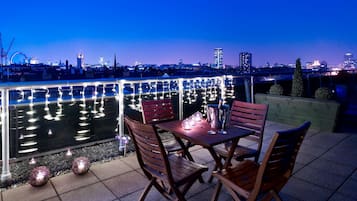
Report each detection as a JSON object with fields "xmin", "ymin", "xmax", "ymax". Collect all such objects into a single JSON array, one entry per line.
[
  {"xmin": 182, "ymin": 119, "xmax": 191, "ymax": 130},
  {"xmin": 72, "ymin": 157, "xmax": 90, "ymax": 175},
  {"xmin": 29, "ymin": 166, "xmax": 50, "ymax": 187},
  {"xmin": 193, "ymin": 111, "xmax": 203, "ymax": 122}
]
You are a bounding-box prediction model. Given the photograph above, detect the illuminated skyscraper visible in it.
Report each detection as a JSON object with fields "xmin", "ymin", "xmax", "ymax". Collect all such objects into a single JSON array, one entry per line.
[
  {"xmin": 344, "ymin": 52, "xmax": 355, "ymax": 68},
  {"xmin": 77, "ymin": 53, "xmax": 84, "ymax": 69},
  {"xmin": 239, "ymin": 52, "xmax": 252, "ymax": 73},
  {"xmin": 214, "ymin": 48, "xmax": 223, "ymax": 69}
]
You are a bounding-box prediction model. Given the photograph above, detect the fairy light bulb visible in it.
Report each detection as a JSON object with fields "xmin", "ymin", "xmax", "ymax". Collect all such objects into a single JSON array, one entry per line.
[{"xmin": 66, "ymin": 148, "xmax": 73, "ymax": 157}]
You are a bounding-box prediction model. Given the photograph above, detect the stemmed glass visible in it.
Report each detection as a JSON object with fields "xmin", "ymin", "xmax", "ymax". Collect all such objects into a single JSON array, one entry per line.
[
  {"xmin": 206, "ymin": 106, "xmax": 216, "ymax": 134},
  {"xmin": 218, "ymin": 104, "xmax": 228, "ymax": 134}
]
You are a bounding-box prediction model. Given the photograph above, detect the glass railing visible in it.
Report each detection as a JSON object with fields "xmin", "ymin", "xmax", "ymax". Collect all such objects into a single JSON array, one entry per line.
[{"xmin": 0, "ymin": 74, "xmax": 254, "ymax": 179}]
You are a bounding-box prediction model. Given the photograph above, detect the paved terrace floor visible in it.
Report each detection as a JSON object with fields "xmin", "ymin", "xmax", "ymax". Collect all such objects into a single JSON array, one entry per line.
[{"xmin": 1, "ymin": 121, "xmax": 356, "ymax": 201}]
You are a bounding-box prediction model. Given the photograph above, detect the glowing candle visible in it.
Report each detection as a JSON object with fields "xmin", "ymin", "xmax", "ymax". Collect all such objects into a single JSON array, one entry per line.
[
  {"xmin": 29, "ymin": 157, "xmax": 36, "ymax": 165},
  {"xmin": 66, "ymin": 148, "xmax": 72, "ymax": 157},
  {"xmin": 72, "ymin": 157, "xmax": 90, "ymax": 175},
  {"xmin": 189, "ymin": 116, "xmax": 195, "ymax": 127},
  {"xmin": 193, "ymin": 112, "xmax": 203, "ymax": 122},
  {"xmin": 182, "ymin": 119, "xmax": 191, "ymax": 130},
  {"xmin": 36, "ymin": 171, "xmax": 45, "ymax": 183},
  {"xmin": 78, "ymin": 160, "xmax": 85, "ymax": 172}
]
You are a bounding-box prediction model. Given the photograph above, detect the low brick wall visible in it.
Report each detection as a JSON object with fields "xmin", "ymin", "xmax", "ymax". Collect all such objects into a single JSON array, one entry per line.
[{"xmin": 255, "ymin": 93, "xmax": 340, "ymax": 132}]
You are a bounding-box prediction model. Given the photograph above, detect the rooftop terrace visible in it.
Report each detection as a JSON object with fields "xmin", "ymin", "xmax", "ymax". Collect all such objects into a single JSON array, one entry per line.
[{"xmin": 1, "ymin": 121, "xmax": 356, "ymax": 201}]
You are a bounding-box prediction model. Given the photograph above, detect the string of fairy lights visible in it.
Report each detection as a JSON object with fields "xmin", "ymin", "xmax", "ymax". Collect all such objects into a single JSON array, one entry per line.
[{"xmin": 1, "ymin": 76, "xmax": 236, "ymax": 156}]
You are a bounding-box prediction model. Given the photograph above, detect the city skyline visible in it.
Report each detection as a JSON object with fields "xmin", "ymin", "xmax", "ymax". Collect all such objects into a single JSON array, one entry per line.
[{"xmin": 2, "ymin": 0, "xmax": 357, "ymax": 66}]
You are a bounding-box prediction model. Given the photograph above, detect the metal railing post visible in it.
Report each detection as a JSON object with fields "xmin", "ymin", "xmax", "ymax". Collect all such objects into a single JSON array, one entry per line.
[
  {"xmin": 1, "ymin": 88, "xmax": 12, "ymax": 183},
  {"xmin": 178, "ymin": 78, "xmax": 183, "ymax": 120},
  {"xmin": 250, "ymin": 75, "xmax": 254, "ymax": 103},
  {"xmin": 118, "ymin": 80, "xmax": 124, "ymax": 137},
  {"xmin": 219, "ymin": 76, "xmax": 226, "ymax": 104}
]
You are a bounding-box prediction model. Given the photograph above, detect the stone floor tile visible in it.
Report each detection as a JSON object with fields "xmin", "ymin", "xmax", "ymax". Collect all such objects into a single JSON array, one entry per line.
[
  {"xmin": 60, "ymin": 182, "xmax": 116, "ymax": 201},
  {"xmin": 44, "ymin": 196, "xmax": 61, "ymax": 201},
  {"xmin": 337, "ymin": 178, "xmax": 357, "ymax": 199},
  {"xmin": 321, "ymin": 151, "xmax": 357, "ymax": 167},
  {"xmin": 292, "ymin": 162, "xmax": 305, "ymax": 174},
  {"xmin": 299, "ymin": 143, "xmax": 326, "ymax": 157},
  {"xmin": 91, "ymin": 158, "xmax": 133, "ymax": 180},
  {"xmin": 308, "ymin": 157, "xmax": 355, "ymax": 177},
  {"xmin": 120, "ymin": 154, "xmax": 140, "ymax": 170},
  {"xmin": 191, "ymin": 148, "xmax": 214, "ymax": 164},
  {"xmin": 294, "ymin": 166, "xmax": 347, "ymax": 190},
  {"xmin": 351, "ymin": 170, "xmax": 357, "ymax": 181},
  {"xmin": 185, "ymin": 180, "xmax": 213, "ymax": 198},
  {"xmin": 281, "ymin": 177, "xmax": 333, "ymax": 201},
  {"xmin": 189, "ymin": 186, "xmax": 222, "ymax": 201},
  {"xmin": 305, "ymin": 129, "xmax": 320, "ymax": 139},
  {"xmin": 51, "ymin": 171, "xmax": 99, "ymax": 194},
  {"xmin": 103, "ymin": 170, "xmax": 147, "ymax": 198},
  {"xmin": 303, "ymin": 133, "xmax": 348, "ymax": 149},
  {"xmin": 189, "ymin": 145, "xmax": 202, "ymax": 152},
  {"xmin": 264, "ymin": 122, "xmax": 294, "ymax": 132},
  {"xmin": 279, "ymin": 192, "xmax": 302, "ymax": 201},
  {"xmin": 119, "ymin": 188, "xmax": 167, "ymax": 201},
  {"xmin": 2, "ymin": 182, "xmax": 56, "ymax": 201},
  {"xmin": 296, "ymin": 152, "xmax": 318, "ymax": 165},
  {"xmin": 328, "ymin": 193, "xmax": 357, "ymax": 201},
  {"xmin": 237, "ymin": 138, "xmax": 256, "ymax": 147}
]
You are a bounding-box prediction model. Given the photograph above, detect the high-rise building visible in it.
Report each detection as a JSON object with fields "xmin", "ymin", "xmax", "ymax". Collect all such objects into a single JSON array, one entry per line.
[
  {"xmin": 214, "ymin": 48, "xmax": 223, "ymax": 69},
  {"xmin": 239, "ymin": 52, "xmax": 252, "ymax": 73},
  {"xmin": 77, "ymin": 53, "xmax": 84, "ymax": 69},
  {"xmin": 344, "ymin": 52, "xmax": 355, "ymax": 68}
]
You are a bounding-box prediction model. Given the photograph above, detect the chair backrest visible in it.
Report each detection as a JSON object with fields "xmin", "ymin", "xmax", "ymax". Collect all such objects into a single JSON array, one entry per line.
[
  {"xmin": 254, "ymin": 121, "xmax": 311, "ymax": 192},
  {"xmin": 229, "ymin": 100, "xmax": 268, "ymax": 142},
  {"xmin": 124, "ymin": 116, "xmax": 171, "ymax": 179},
  {"xmin": 142, "ymin": 99, "xmax": 175, "ymax": 124}
]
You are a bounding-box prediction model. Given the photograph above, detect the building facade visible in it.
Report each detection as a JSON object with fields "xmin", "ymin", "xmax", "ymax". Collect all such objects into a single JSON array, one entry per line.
[
  {"xmin": 214, "ymin": 48, "xmax": 223, "ymax": 69},
  {"xmin": 239, "ymin": 52, "xmax": 252, "ymax": 73},
  {"xmin": 77, "ymin": 53, "xmax": 84, "ymax": 69},
  {"xmin": 344, "ymin": 52, "xmax": 355, "ymax": 68}
]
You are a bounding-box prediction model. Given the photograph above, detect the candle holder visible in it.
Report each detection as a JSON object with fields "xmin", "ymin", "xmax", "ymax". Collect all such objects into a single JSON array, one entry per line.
[
  {"xmin": 193, "ymin": 111, "xmax": 203, "ymax": 122},
  {"xmin": 29, "ymin": 157, "xmax": 37, "ymax": 165},
  {"xmin": 182, "ymin": 119, "xmax": 191, "ymax": 130},
  {"xmin": 72, "ymin": 157, "xmax": 90, "ymax": 175},
  {"xmin": 29, "ymin": 166, "xmax": 50, "ymax": 187},
  {"xmin": 65, "ymin": 148, "xmax": 73, "ymax": 157}
]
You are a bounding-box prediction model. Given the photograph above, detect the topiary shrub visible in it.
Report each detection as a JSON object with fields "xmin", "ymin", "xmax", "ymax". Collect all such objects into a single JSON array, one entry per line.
[
  {"xmin": 291, "ymin": 58, "xmax": 304, "ymax": 97},
  {"xmin": 269, "ymin": 84, "xmax": 284, "ymax": 95},
  {"xmin": 315, "ymin": 87, "xmax": 333, "ymax": 100}
]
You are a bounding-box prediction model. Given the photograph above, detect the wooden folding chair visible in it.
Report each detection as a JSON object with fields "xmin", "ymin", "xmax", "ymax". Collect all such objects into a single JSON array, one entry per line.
[
  {"xmin": 125, "ymin": 116, "xmax": 208, "ymax": 201},
  {"xmin": 142, "ymin": 99, "xmax": 193, "ymax": 159},
  {"xmin": 211, "ymin": 121, "xmax": 311, "ymax": 201},
  {"xmin": 209, "ymin": 100, "xmax": 268, "ymax": 182}
]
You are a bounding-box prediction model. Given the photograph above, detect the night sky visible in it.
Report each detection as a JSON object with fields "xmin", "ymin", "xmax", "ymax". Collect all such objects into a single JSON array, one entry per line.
[{"xmin": 2, "ymin": 0, "xmax": 357, "ymax": 66}]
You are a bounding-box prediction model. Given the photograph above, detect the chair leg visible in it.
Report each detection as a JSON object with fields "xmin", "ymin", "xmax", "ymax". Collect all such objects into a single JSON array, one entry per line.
[
  {"xmin": 139, "ymin": 179, "xmax": 155, "ymax": 201},
  {"xmin": 210, "ymin": 182, "xmax": 222, "ymax": 201},
  {"xmin": 208, "ymin": 163, "xmax": 218, "ymax": 183},
  {"xmin": 269, "ymin": 190, "xmax": 282, "ymax": 201},
  {"xmin": 172, "ymin": 187, "xmax": 187, "ymax": 201}
]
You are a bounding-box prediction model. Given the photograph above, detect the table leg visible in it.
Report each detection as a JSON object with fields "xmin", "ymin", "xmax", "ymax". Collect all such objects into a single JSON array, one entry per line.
[
  {"xmin": 207, "ymin": 148, "xmax": 223, "ymax": 170},
  {"xmin": 173, "ymin": 136, "xmax": 194, "ymax": 161},
  {"xmin": 223, "ymin": 138, "xmax": 239, "ymax": 169}
]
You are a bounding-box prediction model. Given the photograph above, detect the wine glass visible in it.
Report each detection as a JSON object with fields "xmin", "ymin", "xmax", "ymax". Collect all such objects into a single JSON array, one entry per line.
[
  {"xmin": 218, "ymin": 105, "xmax": 228, "ymax": 134},
  {"xmin": 206, "ymin": 106, "xmax": 216, "ymax": 134}
]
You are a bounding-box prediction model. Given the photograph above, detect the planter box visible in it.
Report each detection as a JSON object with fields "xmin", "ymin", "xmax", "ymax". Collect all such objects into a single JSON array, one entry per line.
[{"xmin": 255, "ymin": 93, "xmax": 340, "ymax": 132}]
